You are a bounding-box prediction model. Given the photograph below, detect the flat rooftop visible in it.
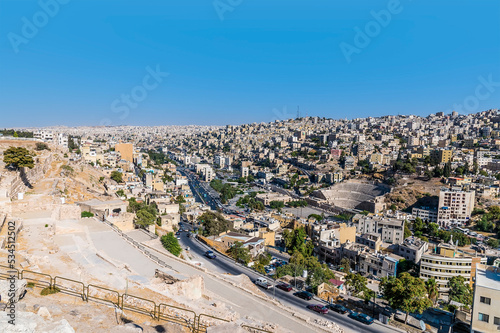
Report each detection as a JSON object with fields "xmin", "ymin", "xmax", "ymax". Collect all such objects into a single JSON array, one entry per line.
[{"xmin": 476, "ymin": 266, "xmax": 500, "ymax": 291}]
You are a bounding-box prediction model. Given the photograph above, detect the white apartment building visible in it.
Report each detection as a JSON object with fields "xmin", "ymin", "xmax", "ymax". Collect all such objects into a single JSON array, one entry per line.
[
  {"xmin": 241, "ymin": 166, "xmax": 249, "ymax": 178},
  {"xmin": 419, "ymin": 244, "xmax": 487, "ymax": 293},
  {"xmin": 204, "ymin": 168, "xmax": 215, "ymax": 182},
  {"xmin": 34, "ymin": 130, "xmax": 54, "ymax": 142},
  {"xmin": 353, "ymin": 215, "xmax": 405, "ymax": 244},
  {"xmin": 57, "ymin": 133, "xmax": 68, "ymax": 147},
  {"xmin": 476, "ymin": 157, "xmax": 492, "ymax": 168},
  {"xmin": 214, "ymin": 155, "xmax": 226, "ymax": 168},
  {"xmin": 437, "ymin": 187, "xmax": 475, "ymax": 227},
  {"xmin": 412, "ymin": 207, "xmax": 438, "ymax": 223},
  {"xmin": 471, "ymin": 264, "xmax": 500, "ymax": 333}
]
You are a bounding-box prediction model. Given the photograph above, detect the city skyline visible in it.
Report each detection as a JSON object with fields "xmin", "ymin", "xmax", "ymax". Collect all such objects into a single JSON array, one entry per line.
[{"xmin": 1, "ymin": 0, "xmax": 500, "ymax": 127}]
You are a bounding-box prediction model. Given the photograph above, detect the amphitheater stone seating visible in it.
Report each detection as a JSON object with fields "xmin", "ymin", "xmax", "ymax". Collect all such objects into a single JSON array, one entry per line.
[{"xmin": 313, "ymin": 181, "xmax": 390, "ymax": 210}]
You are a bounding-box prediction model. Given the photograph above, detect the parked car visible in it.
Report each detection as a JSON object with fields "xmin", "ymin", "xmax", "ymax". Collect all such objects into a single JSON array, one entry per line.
[
  {"xmin": 293, "ymin": 291, "xmax": 313, "ymax": 301},
  {"xmin": 205, "ymin": 251, "xmax": 216, "ymax": 259},
  {"xmin": 276, "ymin": 282, "xmax": 293, "ymax": 292},
  {"xmin": 255, "ymin": 277, "xmax": 273, "ymax": 290},
  {"xmin": 328, "ymin": 304, "xmax": 351, "ymax": 314},
  {"xmin": 306, "ymin": 304, "xmax": 329, "ymax": 314},
  {"xmin": 348, "ymin": 312, "xmax": 374, "ymax": 325}
]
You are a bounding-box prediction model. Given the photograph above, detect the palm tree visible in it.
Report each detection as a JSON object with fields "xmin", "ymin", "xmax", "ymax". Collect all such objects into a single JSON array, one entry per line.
[{"xmin": 425, "ymin": 278, "xmax": 439, "ymax": 306}]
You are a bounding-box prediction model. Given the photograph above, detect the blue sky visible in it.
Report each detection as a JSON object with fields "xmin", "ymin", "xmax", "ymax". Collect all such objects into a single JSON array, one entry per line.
[{"xmin": 1, "ymin": 0, "xmax": 499, "ymax": 127}]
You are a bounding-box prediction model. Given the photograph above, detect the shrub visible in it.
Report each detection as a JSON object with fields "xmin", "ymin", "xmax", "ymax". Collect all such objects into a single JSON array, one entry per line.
[
  {"xmin": 160, "ymin": 233, "xmax": 182, "ymax": 257},
  {"xmin": 81, "ymin": 211, "xmax": 94, "ymax": 218},
  {"xmin": 40, "ymin": 286, "xmax": 60, "ymax": 296}
]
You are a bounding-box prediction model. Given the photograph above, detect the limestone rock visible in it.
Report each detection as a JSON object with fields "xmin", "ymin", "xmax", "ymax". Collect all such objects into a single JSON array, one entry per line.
[{"xmin": 37, "ymin": 306, "xmax": 51, "ymax": 320}]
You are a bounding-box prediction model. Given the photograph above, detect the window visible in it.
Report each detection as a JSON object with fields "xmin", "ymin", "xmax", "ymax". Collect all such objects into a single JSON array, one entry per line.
[
  {"xmin": 478, "ymin": 313, "xmax": 489, "ymax": 323},
  {"xmin": 480, "ymin": 296, "xmax": 491, "ymax": 305},
  {"xmin": 494, "ymin": 317, "xmax": 500, "ymax": 325}
]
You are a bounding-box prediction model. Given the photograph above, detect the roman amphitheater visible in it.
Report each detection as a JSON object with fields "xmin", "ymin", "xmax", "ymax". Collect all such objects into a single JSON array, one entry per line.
[{"xmin": 312, "ymin": 180, "xmax": 391, "ymax": 213}]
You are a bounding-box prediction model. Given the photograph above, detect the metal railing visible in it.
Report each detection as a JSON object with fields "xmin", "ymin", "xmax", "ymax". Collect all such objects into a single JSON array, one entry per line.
[{"xmin": 3, "ymin": 268, "xmax": 271, "ymax": 333}]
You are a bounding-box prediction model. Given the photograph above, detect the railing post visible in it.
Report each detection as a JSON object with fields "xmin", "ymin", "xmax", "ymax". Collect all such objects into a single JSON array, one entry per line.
[{"xmin": 193, "ymin": 314, "xmax": 198, "ymax": 333}]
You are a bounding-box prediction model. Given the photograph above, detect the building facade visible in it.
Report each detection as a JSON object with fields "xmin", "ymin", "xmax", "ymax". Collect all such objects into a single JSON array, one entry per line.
[
  {"xmin": 419, "ymin": 244, "xmax": 487, "ymax": 293},
  {"xmin": 471, "ymin": 264, "xmax": 500, "ymax": 333},
  {"xmin": 437, "ymin": 187, "xmax": 475, "ymax": 227}
]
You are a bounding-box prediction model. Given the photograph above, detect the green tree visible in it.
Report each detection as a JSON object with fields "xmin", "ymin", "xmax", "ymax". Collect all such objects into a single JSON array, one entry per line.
[
  {"xmin": 175, "ymin": 194, "xmax": 186, "ymax": 204},
  {"xmin": 488, "ymin": 206, "xmax": 500, "ymax": 219},
  {"xmin": 3, "ymin": 146, "xmax": 35, "ymax": 169},
  {"xmin": 404, "ymin": 220, "xmax": 412, "ymax": 239},
  {"xmin": 397, "ymin": 259, "xmax": 419, "ymax": 277},
  {"xmin": 380, "ymin": 273, "xmax": 433, "ymax": 324},
  {"xmin": 425, "ymin": 278, "xmax": 439, "ymax": 306},
  {"xmin": 426, "ymin": 223, "xmax": 439, "ymax": 236},
  {"xmin": 227, "ymin": 241, "xmax": 251, "ymax": 264},
  {"xmin": 35, "ymin": 142, "xmax": 50, "ymax": 151},
  {"xmin": 306, "ymin": 265, "xmax": 336, "ymax": 291},
  {"xmin": 127, "ymin": 197, "xmax": 142, "ymax": 213},
  {"xmin": 345, "ymin": 273, "xmax": 368, "ymax": 296},
  {"xmin": 287, "ymin": 227, "xmax": 309, "ymax": 256},
  {"xmin": 282, "ymin": 229, "xmax": 294, "ymax": 250},
  {"xmin": 160, "ymin": 232, "xmax": 182, "ymax": 256},
  {"xmin": 413, "ymin": 217, "xmax": 424, "ymax": 233},
  {"xmin": 269, "ymin": 200, "xmax": 285, "ymax": 210},
  {"xmin": 308, "ymin": 213, "xmax": 323, "ymax": 221},
  {"xmin": 257, "ymin": 253, "xmax": 272, "ymax": 266},
  {"xmin": 448, "ymin": 275, "xmax": 472, "ymax": 307},
  {"xmin": 487, "ymin": 238, "xmax": 499, "ymax": 248},
  {"xmin": 340, "ymin": 257, "xmax": 351, "ymax": 272},
  {"xmin": 443, "ymin": 161, "xmax": 452, "ymax": 178},
  {"xmin": 198, "ymin": 211, "xmax": 229, "ymax": 236},
  {"xmin": 110, "ymin": 171, "xmax": 123, "ymax": 183},
  {"xmin": 135, "ymin": 208, "xmax": 156, "ymax": 228},
  {"xmin": 247, "ymin": 174, "xmax": 255, "ymax": 182}
]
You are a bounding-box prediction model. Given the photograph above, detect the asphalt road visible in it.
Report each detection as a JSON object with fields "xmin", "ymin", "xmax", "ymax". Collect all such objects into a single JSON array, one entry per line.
[
  {"xmin": 177, "ymin": 228, "xmax": 400, "ymax": 333},
  {"xmin": 179, "ymin": 168, "xmax": 218, "ymax": 210},
  {"xmin": 177, "ymin": 168, "xmax": 401, "ymax": 333}
]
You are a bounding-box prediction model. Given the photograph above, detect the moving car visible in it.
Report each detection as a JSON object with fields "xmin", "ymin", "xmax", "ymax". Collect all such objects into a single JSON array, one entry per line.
[
  {"xmin": 328, "ymin": 304, "xmax": 351, "ymax": 314},
  {"xmin": 306, "ymin": 304, "xmax": 329, "ymax": 314},
  {"xmin": 293, "ymin": 291, "xmax": 313, "ymax": 301},
  {"xmin": 276, "ymin": 282, "xmax": 293, "ymax": 292},
  {"xmin": 205, "ymin": 251, "xmax": 216, "ymax": 259},
  {"xmin": 255, "ymin": 277, "xmax": 273, "ymax": 290},
  {"xmin": 348, "ymin": 311, "xmax": 374, "ymax": 325}
]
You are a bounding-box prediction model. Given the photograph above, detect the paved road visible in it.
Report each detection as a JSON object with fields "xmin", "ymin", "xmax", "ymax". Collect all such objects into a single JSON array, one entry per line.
[
  {"xmin": 179, "ymin": 168, "xmax": 219, "ymax": 210},
  {"xmin": 178, "ymin": 229, "xmax": 400, "ymax": 333}
]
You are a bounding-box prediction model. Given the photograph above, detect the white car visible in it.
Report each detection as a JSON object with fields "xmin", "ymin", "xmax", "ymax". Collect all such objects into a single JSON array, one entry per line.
[{"xmin": 255, "ymin": 277, "xmax": 272, "ymax": 290}]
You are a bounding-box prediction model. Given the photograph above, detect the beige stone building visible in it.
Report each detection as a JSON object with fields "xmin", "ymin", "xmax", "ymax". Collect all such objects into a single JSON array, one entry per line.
[{"xmin": 115, "ymin": 142, "xmax": 134, "ymax": 162}]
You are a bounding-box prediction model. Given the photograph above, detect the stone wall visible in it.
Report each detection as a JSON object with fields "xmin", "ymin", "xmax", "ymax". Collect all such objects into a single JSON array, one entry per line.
[
  {"xmin": 51, "ymin": 204, "xmax": 81, "ymax": 220},
  {"xmin": 9, "ymin": 153, "xmax": 53, "ymax": 199}
]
